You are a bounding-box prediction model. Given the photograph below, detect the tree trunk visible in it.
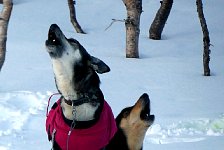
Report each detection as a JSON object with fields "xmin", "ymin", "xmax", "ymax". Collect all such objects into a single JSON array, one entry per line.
[
  {"xmin": 0, "ymin": 0, "xmax": 13, "ymax": 71},
  {"xmin": 68, "ymin": 0, "xmax": 85, "ymax": 34},
  {"xmin": 122, "ymin": 0, "xmax": 142, "ymax": 58},
  {"xmin": 149, "ymin": 0, "xmax": 173, "ymax": 40},
  {"xmin": 196, "ymin": 0, "xmax": 211, "ymax": 76}
]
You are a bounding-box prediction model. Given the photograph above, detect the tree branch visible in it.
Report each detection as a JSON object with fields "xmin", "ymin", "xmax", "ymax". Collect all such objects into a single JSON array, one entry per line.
[{"xmin": 104, "ymin": 19, "xmax": 125, "ymax": 31}]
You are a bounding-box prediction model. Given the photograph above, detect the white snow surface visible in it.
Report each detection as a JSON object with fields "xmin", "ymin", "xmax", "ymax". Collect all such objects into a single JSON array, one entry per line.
[{"xmin": 0, "ymin": 0, "xmax": 224, "ymax": 149}]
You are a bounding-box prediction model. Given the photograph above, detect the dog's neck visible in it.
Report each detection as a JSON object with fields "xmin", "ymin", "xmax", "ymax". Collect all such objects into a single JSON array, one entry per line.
[
  {"xmin": 52, "ymin": 58, "xmax": 79, "ymax": 101},
  {"xmin": 51, "ymin": 57, "xmax": 103, "ymax": 122},
  {"xmin": 61, "ymin": 98, "xmax": 100, "ymax": 121}
]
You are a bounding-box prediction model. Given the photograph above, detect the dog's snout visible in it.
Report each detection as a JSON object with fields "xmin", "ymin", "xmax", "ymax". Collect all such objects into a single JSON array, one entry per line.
[
  {"xmin": 49, "ymin": 24, "xmax": 60, "ymax": 32},
  {"xmin": 46, "ymin": 24, "xmax": 65, "ymax": 58},
  {"xmin": 137, "ymin": 93, "xmax": 150, "ymax": 107},
  {"xmin": 140, "ymin": 93, "xmax": 149, "ymax": 101},
  {"xmin": 47, "ymin": 24, "xmax": 64, "ymax": 45},
  {"xmin": 48, "ymin": 24, "xmax": 62, "ymax": 39}
]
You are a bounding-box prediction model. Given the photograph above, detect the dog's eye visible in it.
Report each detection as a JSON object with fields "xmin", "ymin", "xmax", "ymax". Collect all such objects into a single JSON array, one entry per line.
[{"xmin": 123, "ymin": 111, "xmax": 130, "ymax": 118}]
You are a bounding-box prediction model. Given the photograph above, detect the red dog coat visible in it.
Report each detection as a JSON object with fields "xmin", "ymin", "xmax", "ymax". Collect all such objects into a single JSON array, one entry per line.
[{"xmin": 46, "ymin": 96, "xmax": 117, "ymax": 150}]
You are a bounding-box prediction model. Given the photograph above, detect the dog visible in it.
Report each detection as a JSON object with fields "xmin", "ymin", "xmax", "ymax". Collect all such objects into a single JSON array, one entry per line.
[
  {"xmin": 105, "ymin": 93, "xmax": 155, "ymax": 150},
  {"xmin": 45, "ymin": 24, "xmax": 154, "ymax": 150},
  {"xmin": 45, "ymin": 24, "xmax": 117, "ymax": 150}
]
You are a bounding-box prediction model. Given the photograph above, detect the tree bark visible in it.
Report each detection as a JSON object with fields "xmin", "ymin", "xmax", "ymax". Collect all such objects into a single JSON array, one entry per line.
[
  {"xmin": 0, "ymin": 0, "xmax": 13, "ymax": 71},
  {"xmin": 196, "ymin": 0, "xmax": 211, "ymax": 76},
  {"xmin": 68, "ymin": 0, "xmax": 85, "ymax": 34},
  {"xmin": 122, "ymin": 0, "xmax": 142, "ymax": 58},
  {"xmin": 149, "ymin": 0, "xmax": 173, "ymax": 40}
]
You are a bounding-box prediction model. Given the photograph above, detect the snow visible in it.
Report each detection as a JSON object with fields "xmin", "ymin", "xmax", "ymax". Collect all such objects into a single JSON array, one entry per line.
[{"xmin": 0, "ymin": 0, "xmax": 224, "ymax": 149}]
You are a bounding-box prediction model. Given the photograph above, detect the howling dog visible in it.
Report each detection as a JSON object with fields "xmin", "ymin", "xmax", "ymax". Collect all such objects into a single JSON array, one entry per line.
[
  {"xmin": 45, "ymin": 24, "xmax": 154, "ymax": 150},
  {"xmin": 45, "ymin": 24, "xmax": 116, "ymax": 150},
  {"xmin": 106, "ymin": 93, "xmax": 155, "ymax": 150}
]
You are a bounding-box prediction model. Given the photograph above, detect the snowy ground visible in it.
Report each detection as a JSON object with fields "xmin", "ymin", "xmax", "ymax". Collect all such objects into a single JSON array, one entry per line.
[{"xmin": 0, "ymin": 0, "xmax": 224, "ymax": 149}]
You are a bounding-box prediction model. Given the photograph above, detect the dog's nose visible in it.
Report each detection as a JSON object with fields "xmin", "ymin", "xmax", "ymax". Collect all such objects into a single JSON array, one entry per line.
[
  {"xmin": 48, "ymin": 24, "xmax": 61, "ymax": 41},
  {"xmin": 50, "ymin": 24, "xmax": 59, "ymax": 29},
  {"xmin": 140, "ymin": 93, "xmax": 149, "ymax": 100},
  {"xmin": 49, "ymin": 24, "xmax": 60, "ymax": 33}
]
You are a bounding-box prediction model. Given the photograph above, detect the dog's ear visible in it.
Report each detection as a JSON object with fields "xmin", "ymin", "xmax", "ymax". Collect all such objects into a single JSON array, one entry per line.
[{"xmin": 89, "ymin": 56, "xmax": 110, "ymax": 74}]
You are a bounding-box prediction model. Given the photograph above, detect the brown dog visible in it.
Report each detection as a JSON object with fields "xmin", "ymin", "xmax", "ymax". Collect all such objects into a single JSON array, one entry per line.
[{"xmin": 106, "ymin": 93, "xmax": 155, "ymax": 150}]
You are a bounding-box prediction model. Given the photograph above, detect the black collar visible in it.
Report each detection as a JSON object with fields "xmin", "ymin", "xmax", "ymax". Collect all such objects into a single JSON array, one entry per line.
[{"xmin": 63, "ymin": 93, "xmax": 101, "ymax": 106}]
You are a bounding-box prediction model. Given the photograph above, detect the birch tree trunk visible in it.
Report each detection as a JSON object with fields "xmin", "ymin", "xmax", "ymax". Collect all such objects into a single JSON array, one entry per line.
[
  {"xmin": 196, "ymin": 0, "xmax": 211, "ymax": 76},
  {"xmin": 68, "ymin": 0, "xmax": 85, "ymax": 34},
  {"xmin": 149, "ymin": 0, "xmax": 173, "ymax": 40},
  {"xmin": 122, "ymin": 0, "xmax": 142, "ymax": 58},
  {"xmin": 0, "ymin": 0, "xmax": 13, "ymax": 71}
]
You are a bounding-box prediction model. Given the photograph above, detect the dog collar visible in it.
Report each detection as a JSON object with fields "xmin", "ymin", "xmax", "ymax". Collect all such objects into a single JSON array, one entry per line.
[{"xmin": 63, "ymin": 93, "xmax": 101, "ymax": 106}]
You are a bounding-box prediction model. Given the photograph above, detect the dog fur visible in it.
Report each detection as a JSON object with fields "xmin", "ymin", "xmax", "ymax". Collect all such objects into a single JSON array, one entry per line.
[
  {"xmin": 45, "ymin": 24, "xmax": 154, "ymax": 150},
  {"xmin": 106, "ymin": 93, "xmax": 155, "ymax": 150},
  {"xmin": 46, "ymin": 24, "xmax": 110, "ymax": 122}
]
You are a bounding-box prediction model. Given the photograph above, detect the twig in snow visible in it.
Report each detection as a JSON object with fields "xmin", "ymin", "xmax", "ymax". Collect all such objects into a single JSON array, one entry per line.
[{"xmin": 105, "ymin": 19, "xmax": 125, "ymax": 31}]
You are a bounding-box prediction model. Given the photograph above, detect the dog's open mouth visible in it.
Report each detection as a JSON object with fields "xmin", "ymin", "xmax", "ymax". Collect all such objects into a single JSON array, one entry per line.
[
  {"xmin": 46, "ymin": 25, "xmax": 62, "ymax": 47},
  {"xmin": 140, "ymin": 100, "xmax": 154, "ymax": 121},
  {"xmin": 139, "ymin": 94, "xmax": 155, "ymax": 124},
  {"xmin": 45, "ymin": 24, "xmax": 65, "ymax": 57},
  {"xmin": 48, "ymin": 31, "xmax": 57, "ymax": 45}
]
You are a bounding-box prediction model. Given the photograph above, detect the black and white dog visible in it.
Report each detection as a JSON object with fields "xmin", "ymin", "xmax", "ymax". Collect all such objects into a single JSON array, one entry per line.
[
  {"xmin": 45, "ymin": 24, "xmax": 154, "ymax": 150},
  {"xmin": 46, "ymin": 24, "xmax": 116, "ymax": 150},
  {"xmin": 46, "ymin": 24, "xmax": 110, "ymax": 122}
]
